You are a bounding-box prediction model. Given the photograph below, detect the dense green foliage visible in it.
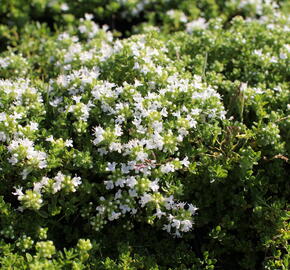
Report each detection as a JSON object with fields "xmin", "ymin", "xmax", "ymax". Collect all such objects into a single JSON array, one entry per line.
[{"xmin": 0, "ymin": 1, "xmax": 289, "ymax": 269}]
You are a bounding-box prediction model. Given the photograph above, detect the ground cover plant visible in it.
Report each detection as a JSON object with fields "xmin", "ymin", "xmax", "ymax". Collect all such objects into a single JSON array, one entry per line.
[{"xmin": 0, "ymin": 1, "xmax": 289, "ymax": 269}]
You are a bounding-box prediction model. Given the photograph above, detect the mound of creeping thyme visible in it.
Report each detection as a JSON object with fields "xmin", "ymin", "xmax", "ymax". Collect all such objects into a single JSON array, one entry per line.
[
  {"xmin": 0, "ymin": 23, "xmax": 227, "ymax": 238},
  {"xmin": 0, "ymin": 2, "xmax": 289, "ymax": 269}
]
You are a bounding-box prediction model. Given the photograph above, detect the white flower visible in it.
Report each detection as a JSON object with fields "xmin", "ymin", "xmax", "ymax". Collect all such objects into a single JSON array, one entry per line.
[
  {"xmin": 149, "ymin": 179, "xmax": 159, "ymax": 191},
  {"xmin": 20, "ymin": 168, "xmax": 31, "ymax": 180},
  {"xmin": 173, "ymin": 230, "xmax": 181, "ymax": 238},
  {"xmin": 96, "ymin": 205, "xmax": 106, "ymax": 214},
  {"xmin": 279, "ymin": 52, "xmax": 287, "ymax": 60},
  {"xmin": 0, "ymin": 112, "xmax": 7, "ymax": 121},
  {"xmin": 28, "ymin": 122, "xmax": 38, "ymax": 131},
  {"xmin": 114, "ymin": 125, "xmax": 123, "ymax": 136},
  {"xmin": 121, "ymin": 163, "xmax": 131, "ymax": 174},
  {"xmin": 72, "ymin": 176, "xmax": 82, "ymax": 187},
  {"xmin": 109, "ymin": 142, "xmax": 122, "ymax": 153},
  {"xmin": 114, "ymin": 190, "xmax": 122, "ymax": 199},
  {"xmin": 56, "ymin": 75, "xmax": 69, "ymax": 87},
  {"xmin": 164, "ymin": 195, "xmax": 174, "ymax": 210},
  {"xmin": 129, "ymin": 189, "xmax": 138, "ymax": 197},
  {"xmin": 40, "ymin": 177, "xmax": 49, "ymax": 186},
  {"xmin": 65, "ymin": 139, "xmax": 73, "ymax": 147},
  {"xmin": 0, "ymin": 132, "xmax": 7, "ymax": 142},
  {"xmin": 180, "ymin": 220, "xmax": 193, "ymax": 232},
  {"xmin": 12, "ymin": 112, "xmax": 22, "ymax": 120},
  {"xmin": 93, "ymin": 126, "xmax": 105, "ymax": 144},
  {"xmin": 254, "ymin": 49, "xmax": 263, "ymax": 57},
  {"xmin": 186, "ymin": 18, "xmax": 207, "ymax": 33},
  {"xmin": 154, "ymin": 208, "xmax": 165, "ymax": 219},
  {"xmin": 139, "ymin": 193, "xmax": 152, "ymax": 207},
  {"xmin": 38, "ymin": 158, "xmax": 47, "ymax": 169},
  {"xmin": 60, "ymin": 3, "xmax": 69, "ymax": 11},
  {"xmin": 126, "ymin": 176, "xmax": 137, "ymax": 188},
  {"xmin": 162, "ymin": 224, "xmax": 171, "ymax": 233},
  {"xmin": 104, "ymin": 180, "xmax": 114, "ymax": 190},
  {"xmin": 136, "ymin": 151, "xmax": 148, "ymax": 161},
  {"xmin": 8, "ymin": 156, "xmax": 18, "ymax": 165},
  {"xmin": 0, "ymin": 58, "xmax": 9, "ymax": 68},
  {"xmin": 108, "ymin": 211, "xmax": 121, "ymax": 221},
  {"xmin": 152, "ymin": 121, "xmax": 163, "ymax": 133},
  {"xmin": 181, "ymin": 157, "xmax": 190, "ymax": 167},
  {"xmin": 52, "ymin": 181, "xmax": 62, "ymax": 193},
  {"xmin": 115, "ymin": 178, "xmax": 126, "ymax": 187},
  {"xmin": 12, "ymin": 186, "xmax": 24, "ymax": 198},
  {"xmin": 178, "ymin": 128, "xmax": 188, "ymax": 137},
  {"xmin": 160, "ymin": 163, "xmax": 175, "ymax": 174},
  {"xmin": 46, "ymin": 135, "xmax": 54, "ymax": 142},
  {"xmin": 188, "ymin": 204, "xmax": 198, "ymax": 215},
  {"xmin": 53, "ymin": 172, "xmax": 65, "ymax": 193},
  {"xmin": 106, "ymin": 162, "xmax": 117, "ymax": 172},
  {"xmin": 119, "ymin": 204, "xmax": 131, "ymax": 214},
  {"xmin": 171, "ymin": 219, "xmax": 181, "ymax": 229},
  {"xmin": 98, "ymin": 148, "xmax": 108, "ymax": 156},
  {"xmin": 33, "ymin": 182, "xmax": 43, "ymax": 193},
  {"xmin": 49, "ymin": 97, "xmax": 62, "ymax": 107},
  {"xmin": 84, "ymin": 13, "xmax": 94, "ymax": 21}
]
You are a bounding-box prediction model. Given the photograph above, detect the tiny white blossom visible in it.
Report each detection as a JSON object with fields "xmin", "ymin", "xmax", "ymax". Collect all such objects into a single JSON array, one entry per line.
[
  {"xmin": 72, "ymin": 176, "xmax": 82, "ymax": 187},
  {"xmin": 149, "ymin": 179, "xmax": 159, "ymax": 192},
  {"xmin": 106, "ymin": 162, "xmax": 117, "ymax": 172},
  {"xmin": 129, "ymin": 189, "xmax": 138, "ymax": 197},
  {"xmin": 186, "ymin": 18, "xmax": 207, "ymax": 33},
  {"xmin": 154, "ymin": 208, "xmax": 165, "ymax": 219},
  {"xmin": 160, "ymin": 163, "xmax": 175, "ymax": 174},
  {"xmin": 65, "ymin": 139, "xmax": 73, "ymax": 147},
  {"xmin": 12, "ymin": 186, "xmax": 24, "ymax": 198},
  {"xmin": 162, "ymin": 224, "xmax": 171, "ymax": 233},
  {"xmin": 108, "ymin": 211, "xmax": 121, "ymax": 221},
  {"xmin": 171, "ymin": 219, "xmax": 181, "ymax": 229},
  {"xmin": 181, "ymin": 157, "xmax": 190, "ymax": 167},
  {"xmin": 181, "ymin": 220, "xmax": 193, "ymax": 232},
  {"xmin": 104, "ymin": 180, "xmax": 114, "ymax": 190},
  {"xmin": 126, "ymin": 176, "xmax": 137, "ymax": 188},
  {"xmin": 139, "ymin": 193, "xmax": 152, "ymax": 207}
]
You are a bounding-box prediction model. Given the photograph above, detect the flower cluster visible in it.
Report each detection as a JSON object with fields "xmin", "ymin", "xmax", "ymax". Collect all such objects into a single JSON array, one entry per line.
[
  {"xmin": 0, "ymin": 25, "xmax": 227, "ymax": 236},
  {"xmin": 40, "ymin": 31, "xmax": 226, "ymax": 236}
]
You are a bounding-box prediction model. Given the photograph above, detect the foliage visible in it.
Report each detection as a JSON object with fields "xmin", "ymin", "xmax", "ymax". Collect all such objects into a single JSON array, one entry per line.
[{"xmin": 0, "ymin": 1, "xmax": 289, "ymax": 270}]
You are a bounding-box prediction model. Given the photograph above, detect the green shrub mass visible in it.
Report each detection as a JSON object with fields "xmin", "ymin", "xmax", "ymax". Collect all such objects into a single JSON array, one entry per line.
[{"xmin": 0, "ymin": 1, "xmax": 289, "ymax": 269}]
